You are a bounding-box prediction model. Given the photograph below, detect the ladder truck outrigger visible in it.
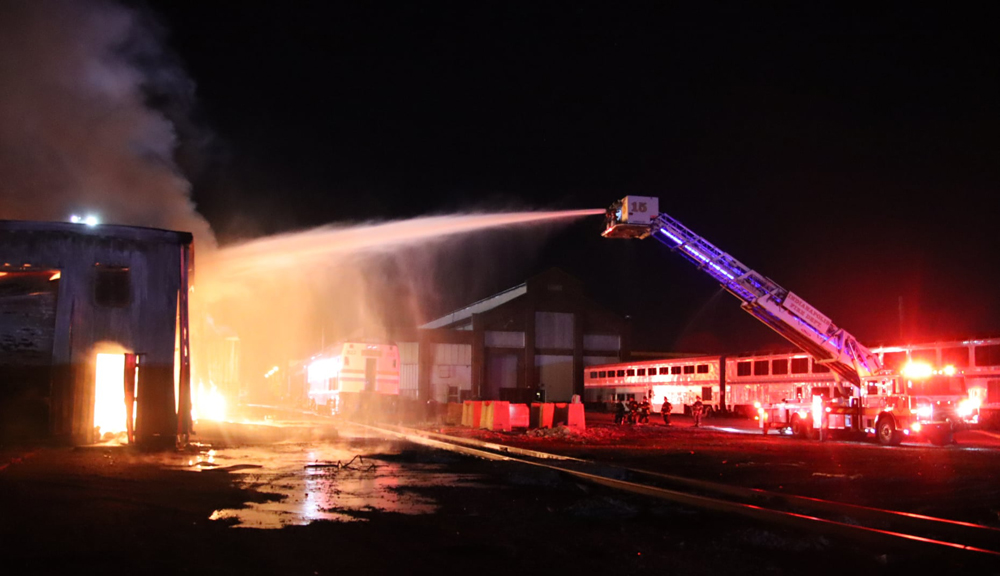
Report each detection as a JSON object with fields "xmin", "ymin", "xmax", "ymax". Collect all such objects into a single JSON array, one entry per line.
[{"xmin": 603, "ymin": 196, "xmax": 980, "ymax": 446}]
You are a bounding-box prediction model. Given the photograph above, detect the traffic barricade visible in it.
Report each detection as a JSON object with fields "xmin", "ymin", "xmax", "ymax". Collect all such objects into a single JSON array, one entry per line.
[
  {"xmin": 553, "ymin": 402, "xmax": 586, "ymax": 430},
  {"xmin": 509, "ymin": 403, "xmax": 530, "ymax": 429},
  {"xmin": 530, "ymin": 402, "xmax": 555, "ymax": 428},
  {"xmin": 462, "ymin": 400, "xmax": 483, "ymax": 428},
  {"xmin": 481, "ymin": 401, "xmax": 511, "ymax": 431}
]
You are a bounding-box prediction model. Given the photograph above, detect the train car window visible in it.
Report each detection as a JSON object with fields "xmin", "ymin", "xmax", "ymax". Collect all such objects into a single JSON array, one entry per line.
[
  {"xmin": 753, "ymin": 360, "xmax": 769, "ymax": 376},
  {"xmin": 772, "ymin": 359, "xmax": 788, "ymax": 375},
  {"xmin": 975, "ymin": 344, "xmax": 1000, "ymax": 367},
  {"xmin": 617, "ymin": 370, "xmax": 626, "ymax": 377},
  {"xmin": 683, "ymin": 365, "xmax": 695, "ymax": 374},
  {"xmin": 791, "ymin": 358, "xmax": 809, "ymax": 374},
  {"xmin": 637, "ymin": 368, "xmax": 646, "ymax": 376},
  {"xmin": 881, "ymin": 351, "xmax": 907, "ymax": 371},
  {"xmin": 659, "ymin": 367, "xmax": 669, "ymax": 374},
  {"xmin": 812, "ymin": 361, "xmax": 831, "ymax": 373},
  {"xmin": 941, "ymin": 346, "xmax": 969, "ymax": 368},
  {"xmin": 701, "ymin": 387, "xmax": 713, "ymax": 401},
  {"xmin": 589, "ymin": 371, "xmax": 598, "ymax": 378},
  {"xmin": 670, "ymin": 366, "xmax": 681, "ymax": 374},
  {"xmin": 811, "ymin": 386, "xmax": 830, "ymax": 397},
  {"xmin": 598, "ymin": 371, "xmax": 607, "ymax": 378},
  {"xmin": 626, "ymin": 369, "xmax": 635, "ymax": 376},
  {"xmin": 910, "ymin": 348, "xmax": 937, "ymax": 364},
  {"xmin": 736, "ymin": 361, "xmax": 751, "ymax": 376},
  {"xmin": 696, "ymin": 364, "xmax": 709, "ymax": 374}
]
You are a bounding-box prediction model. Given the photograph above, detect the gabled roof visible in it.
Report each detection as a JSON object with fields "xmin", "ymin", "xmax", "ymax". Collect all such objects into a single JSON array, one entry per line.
[{"xmin": 421, "ymin": 282, "xmax": 527, "ymax": 329}]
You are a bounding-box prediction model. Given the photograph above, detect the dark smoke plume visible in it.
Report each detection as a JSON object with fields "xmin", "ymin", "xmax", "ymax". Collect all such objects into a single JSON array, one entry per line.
[{"xmin": 0, "ymin": 0, "xmax": 215, "ymax": 247}]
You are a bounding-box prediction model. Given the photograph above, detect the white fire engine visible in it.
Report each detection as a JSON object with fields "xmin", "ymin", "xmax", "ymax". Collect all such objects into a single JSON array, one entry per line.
[
  {"xmin": 307, "ymin": 342, "xmax": 400, "ymax": 414},
  {"xmin": 603, "ymin": 196, "xmax": 979, "ymax": 446}
]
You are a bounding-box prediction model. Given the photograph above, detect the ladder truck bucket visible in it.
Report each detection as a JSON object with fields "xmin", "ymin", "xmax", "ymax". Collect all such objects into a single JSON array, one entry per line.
[{"xmin": 602, "ymin": 196, "xmax": 660, "ymax": 239}]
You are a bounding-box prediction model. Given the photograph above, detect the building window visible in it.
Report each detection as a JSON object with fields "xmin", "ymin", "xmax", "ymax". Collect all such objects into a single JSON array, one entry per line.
[
  {"xmin": 94, "ymin": 267, "xmax": 130, "ymax": 308},
  {"xmin": 772, "ymin": 359, "xmax": 788, "ymax": 375},
  {"xmin": 696, "ymin": 364, "xmax": 709, "ymax": 374},
  {"xmin": 753, "ymin": 360, "xmax": 769, "ymax": 376},
  {"xmin": 736, "ymin": 361, "xmax": 752, "ymax": 376},
  {"xmin": 791, "ymin": 357, "xmax": 809, "ymax": 374}
]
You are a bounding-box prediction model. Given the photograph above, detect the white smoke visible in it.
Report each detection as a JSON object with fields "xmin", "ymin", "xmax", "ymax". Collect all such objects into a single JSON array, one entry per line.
[{"xmin": 0, "ymin": 0, "xmax": 215, "ymax": 247}]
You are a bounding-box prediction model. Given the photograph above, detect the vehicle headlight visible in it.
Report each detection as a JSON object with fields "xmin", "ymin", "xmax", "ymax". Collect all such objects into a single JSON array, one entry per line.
[
  {"xmin": 957, "ymin": 398, "xmax": 981, "ymax": 418},
  {"xmin": 915, "ymin": 405, "xmax": 933, "ymax": 419}
]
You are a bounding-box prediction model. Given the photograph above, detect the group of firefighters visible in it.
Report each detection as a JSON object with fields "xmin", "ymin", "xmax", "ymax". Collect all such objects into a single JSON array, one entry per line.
[{"xmin": 614, "ymin": 395, "xmax": 704, "ymax": 427}]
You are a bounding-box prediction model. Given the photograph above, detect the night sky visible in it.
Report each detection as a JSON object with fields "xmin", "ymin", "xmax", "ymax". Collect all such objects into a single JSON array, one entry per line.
[{"xmin": 137, "ymin": 4, "xmax": 1000, "ymax": 352}]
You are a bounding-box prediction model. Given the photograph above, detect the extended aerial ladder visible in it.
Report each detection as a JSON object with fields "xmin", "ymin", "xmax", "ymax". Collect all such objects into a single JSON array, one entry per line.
[
  {"xmin": 603, "ymin": 196, "xmax": 881, "ymax": 388},
  {"xmin": 604, "ymin": 196, "xmax": 980, "ymax": 446}
]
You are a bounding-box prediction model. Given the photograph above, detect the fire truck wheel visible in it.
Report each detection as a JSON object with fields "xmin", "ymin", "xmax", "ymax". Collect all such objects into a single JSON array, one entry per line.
[
  {"xmin": 929, "ymin": 430, "xmax": 954, "ymax": 446},
  {"xmin": 791, "ymin": 415, "xmax": 808, "ymax": 438},
  {"xmin": 876, "ymin": 417, "xmax": 902, "ymax": 446}
]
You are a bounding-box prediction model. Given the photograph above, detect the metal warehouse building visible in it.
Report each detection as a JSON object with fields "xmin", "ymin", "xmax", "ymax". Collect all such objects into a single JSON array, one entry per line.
[
  {"xmin": 0, "ymin": 220, "xmax": 193, "ymax": 446},
  {"xmin": 392, "ymin": 268, "xmax": 629, "ymax": 403}
]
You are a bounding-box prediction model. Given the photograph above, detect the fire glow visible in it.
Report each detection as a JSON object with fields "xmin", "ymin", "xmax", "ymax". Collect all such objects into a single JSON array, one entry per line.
[
  {"xmin": 94, "ymin": 353, "xmax": 128, "ymax": 436},
  {"xmin": 192, "ymin": 381, "xmax": 227, "ymax": 422}
]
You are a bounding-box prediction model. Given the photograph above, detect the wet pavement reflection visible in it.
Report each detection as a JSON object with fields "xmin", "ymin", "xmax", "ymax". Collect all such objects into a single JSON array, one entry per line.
[{"xmin": 185, "ymin": 426, "xmax": 485, "ymax": 529}]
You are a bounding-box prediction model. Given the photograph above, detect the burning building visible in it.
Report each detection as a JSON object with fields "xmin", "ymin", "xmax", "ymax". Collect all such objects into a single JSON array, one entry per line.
[{"xmin": 0, "ymin": 220, "xmax": 193, "ymax": 446}]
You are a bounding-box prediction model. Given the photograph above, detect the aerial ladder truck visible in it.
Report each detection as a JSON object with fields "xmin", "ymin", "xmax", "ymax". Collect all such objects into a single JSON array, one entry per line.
[{"xmin": 603, "ymin": 196, "xmax": 979, "ymax": 446}]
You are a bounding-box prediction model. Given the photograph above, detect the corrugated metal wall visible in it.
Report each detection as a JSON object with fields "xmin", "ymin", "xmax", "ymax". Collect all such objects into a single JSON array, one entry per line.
[
  {"xmin": 583, "ymin": 334, "xmax": 620, "ymax": 352},
  {"xmin": 397, "ymin": 341, "xmax": 419, "ymax": 398},
  {"xmin": 535, "ymin": 312, "xmax": 574, "ymax": 349},
  {"xmin": 430, "ymin": 343, "xmax": 471, "ymax": 402},
  {"xmin": 536, "ymin": 354, "xmax": 574, "ymax": 401}
]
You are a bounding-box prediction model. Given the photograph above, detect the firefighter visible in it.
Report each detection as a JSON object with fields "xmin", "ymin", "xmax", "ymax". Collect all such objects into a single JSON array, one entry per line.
[
  {"xmin": 614, "ymin": 399, "xmax": 626, "ymax": 425},
  {"xmin": 638, "ymin": 396, "xmax": 651, "ymax": 424},
  {"xmin": 627, "ymin": 397, "xmax": 639, "ymax": 424},
  {"xmin": 661, "ymin": 398, "xmax": 672, "ymax": 426},
  {"xmin": 692, "ymin": 396, "xmax": 704, "ymax": 427}
]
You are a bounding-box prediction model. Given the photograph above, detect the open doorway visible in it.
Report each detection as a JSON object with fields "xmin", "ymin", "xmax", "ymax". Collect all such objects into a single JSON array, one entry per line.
[{"xmin": 93, "ymin": 352, "xmax": 139, "ymax": 442}]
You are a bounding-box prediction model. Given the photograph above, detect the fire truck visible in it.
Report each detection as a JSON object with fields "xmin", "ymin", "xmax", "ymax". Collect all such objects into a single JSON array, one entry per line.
[
  {"xmin": 306, "ymin": 342, "xmax": 400, "ymax": 415},
  {"xmin": 602, "ymin": 196, "xmax": 979, "ymax": 446}
]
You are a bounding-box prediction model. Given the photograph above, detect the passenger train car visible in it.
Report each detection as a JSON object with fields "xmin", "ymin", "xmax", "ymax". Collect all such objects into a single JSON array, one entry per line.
[
  {"xmin": 585, "ymin": 337, "xmax": 1000, "ymax": 421},
  {"xmin": 585, "ymin": 356, "xmax": 723, "ymax": 415}
]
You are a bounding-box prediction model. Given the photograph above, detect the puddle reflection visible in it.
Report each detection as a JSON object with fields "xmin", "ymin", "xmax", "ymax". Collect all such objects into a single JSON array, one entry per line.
[{"xmin": 198, "ymin": 440, "xmax": 484, "ymax": 529}]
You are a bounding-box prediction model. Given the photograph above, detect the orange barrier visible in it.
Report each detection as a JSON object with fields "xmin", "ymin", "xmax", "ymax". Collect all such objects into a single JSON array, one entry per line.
[
  {"xmin": 462, "ymin": 400, "xmax": 483, "ymax": 428},
  {"xmin": 481, "ymin": 401, "xmax": 511, "ymax": 431},
  {"xmin": 553, "ymin": 402, "xmax": 586, "ymax": 430},
  {"xmin": 445, "ymin": 402, "xmax": 463, "ymax": 425},
  {"xmin": 530, "ymin": 403, "xmax": 555, "ymax": 428},
  {"xmin": 509, "ymin": 403, "xmax": 530, "ymax": 428}
]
